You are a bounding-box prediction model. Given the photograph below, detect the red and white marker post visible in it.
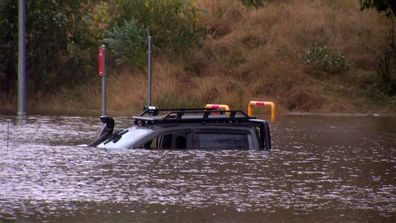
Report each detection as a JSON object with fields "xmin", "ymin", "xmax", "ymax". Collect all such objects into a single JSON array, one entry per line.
[{"xmin": 99, "ymin": 45, "xmax": 107, "ymax": 116}]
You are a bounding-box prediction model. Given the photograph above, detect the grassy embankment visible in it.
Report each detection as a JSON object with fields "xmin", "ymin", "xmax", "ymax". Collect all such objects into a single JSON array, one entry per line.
[{"xmin": 3, "ymin": 0, "xmax": 395, "ymax": 115}]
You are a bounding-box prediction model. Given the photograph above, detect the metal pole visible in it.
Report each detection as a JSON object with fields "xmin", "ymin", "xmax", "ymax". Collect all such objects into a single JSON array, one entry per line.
[
  {"xmin": 101, "ymin": 45, "xmax": 107, "ymax": 116},
  {"xmin": 102, "ymin": 71, "xmax": 106, "ymax": 116},
  {"xmin": 18, "ymin": 0, "xmax": 26, "ymax": 115},
  {"xmin": 147, "ymin": 35, "xmax": 152, "ymax": 106},
  {"xmin": 7, "ymin": 121, "xmax": 10, "ymax": 148}
]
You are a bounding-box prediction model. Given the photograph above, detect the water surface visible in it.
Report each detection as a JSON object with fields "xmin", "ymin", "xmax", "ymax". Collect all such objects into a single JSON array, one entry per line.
[{"xmin": 0, "ymin": 115, "xmax": 395, "ymax": 222}]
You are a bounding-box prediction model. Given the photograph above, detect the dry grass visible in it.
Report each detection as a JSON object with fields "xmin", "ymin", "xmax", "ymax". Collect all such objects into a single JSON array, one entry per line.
[
  {"xmin": 190, "ymin": 0, "xmax": 390, "ymax": 112},
  {"xmin": 3, "ymin": 0, "xmax": 393, "ymax": 115}
]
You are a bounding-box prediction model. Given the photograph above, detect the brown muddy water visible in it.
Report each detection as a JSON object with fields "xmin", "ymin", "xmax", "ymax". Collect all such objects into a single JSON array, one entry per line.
[{"xmin": 0, "ymin": 114, "xmax": 395, "ymax": 223}]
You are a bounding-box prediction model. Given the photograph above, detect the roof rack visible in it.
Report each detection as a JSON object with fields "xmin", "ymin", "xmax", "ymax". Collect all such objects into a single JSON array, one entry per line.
[
  {"xmin": 133, "ymin": 108, "xmax": 255, "ymax": 125},
  {"xmin": 139, "ymin": 108, "xmax": 217, "ymax": 117}
]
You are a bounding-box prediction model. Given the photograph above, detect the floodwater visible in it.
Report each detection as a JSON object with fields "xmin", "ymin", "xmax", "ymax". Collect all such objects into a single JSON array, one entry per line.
[{"xmin": 0, "ymin": 114, "xmax": 395, "ymax": 223}]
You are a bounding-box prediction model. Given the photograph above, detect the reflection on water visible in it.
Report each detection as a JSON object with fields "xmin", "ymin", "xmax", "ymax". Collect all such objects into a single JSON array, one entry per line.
[{"xmin": 0, "ymin": 115, "xmax": 395, "ymax": 222}]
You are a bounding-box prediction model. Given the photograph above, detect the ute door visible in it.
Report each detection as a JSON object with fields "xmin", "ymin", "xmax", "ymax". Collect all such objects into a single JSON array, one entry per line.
[{"xmin": 250, "ymin": 119, "xmax": 271, "ymax": 150}]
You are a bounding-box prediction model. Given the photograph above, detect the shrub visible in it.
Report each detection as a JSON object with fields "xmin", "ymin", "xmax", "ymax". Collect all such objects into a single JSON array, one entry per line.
[
  {"xmin": 240, "ymin": 0, "xmax": 265, "ymax": 8},
  {"xmin": 376, "ymin": 28, "xmax": 396, "ymax": 95},
  {"xmin": 302, "ymin": 43, "xmax": 352, "ymax": 74}
]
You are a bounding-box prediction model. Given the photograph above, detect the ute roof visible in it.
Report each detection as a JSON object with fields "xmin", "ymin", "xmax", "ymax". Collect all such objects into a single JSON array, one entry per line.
[{"xmin": 132, "ymin": 108, "xmax": 261, "ymax": 126}]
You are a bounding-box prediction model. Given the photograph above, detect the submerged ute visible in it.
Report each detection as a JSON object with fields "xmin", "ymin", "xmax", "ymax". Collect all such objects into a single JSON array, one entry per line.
[{"xmin": 88, "ymin": 116, "xmax": 115, "ymax": 147}]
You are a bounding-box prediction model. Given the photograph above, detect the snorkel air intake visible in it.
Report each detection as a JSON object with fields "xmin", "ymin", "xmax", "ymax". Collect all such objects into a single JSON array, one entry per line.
[
  {"xmin": 88, "ymin": 116, "xmax": 115, "ymax": 147},
  {"xmin": 99, "ymin": 116, "xmax": 114, "ymax": 134}
]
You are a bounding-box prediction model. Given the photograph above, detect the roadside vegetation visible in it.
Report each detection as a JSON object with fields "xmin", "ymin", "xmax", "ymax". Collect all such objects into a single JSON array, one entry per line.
[{"xmin": 0, "ymin": 0, "xmax": 395, "ymax": 114}]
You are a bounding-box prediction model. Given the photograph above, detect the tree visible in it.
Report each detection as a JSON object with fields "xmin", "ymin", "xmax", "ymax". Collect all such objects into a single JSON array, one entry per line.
[
  {"xmin": 0, "ymin": 0, "xmax": 103, "ymax": 96},
  {"xmin": 361, "ymin": 0, "xmax": 396, "ymax": 96},
  {"xmin": 104, "ymin": 0, "xmax": 204, "ymax": 67},
  {"xmin": 360, "ymin": 0, "xmax": 396, "ymax": 16},
  {"xmin": 0, "ymin": 0, "xmax": 18, "ymax": 95}
]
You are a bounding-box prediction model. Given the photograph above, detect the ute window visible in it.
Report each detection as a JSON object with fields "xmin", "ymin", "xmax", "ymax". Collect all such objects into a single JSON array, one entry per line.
[
  {"xmin": 141, "ymin": 132, "xmax": 190, "ymax": 149},
  {"xmin": 197, "ymin": 132, "xmax": 250, "ymax": 150}
]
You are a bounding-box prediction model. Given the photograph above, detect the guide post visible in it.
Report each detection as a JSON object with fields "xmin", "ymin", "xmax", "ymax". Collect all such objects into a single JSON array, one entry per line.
[
  {"xmin": 147, "ymin": 35, "xmax": 152, "ymax": 106},
  {"xmin": 99, "ymin": 45, "xmax": 107, "ymax": 116}
]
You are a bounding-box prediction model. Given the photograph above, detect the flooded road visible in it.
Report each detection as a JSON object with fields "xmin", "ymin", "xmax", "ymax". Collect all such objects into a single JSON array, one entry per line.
[{"xmin": 0, "ymin": 114, "xmax": 395, "ymax": 222}]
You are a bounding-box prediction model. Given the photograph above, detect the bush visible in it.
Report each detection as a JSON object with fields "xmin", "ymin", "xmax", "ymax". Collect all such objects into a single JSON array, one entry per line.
[
  {"xmin": 303, "ymin": 43, "xmax": 352, "ymax": 74},
  {"xmin": 240, "ymin": 0, "xmax": 265, "ymax": 8}
]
